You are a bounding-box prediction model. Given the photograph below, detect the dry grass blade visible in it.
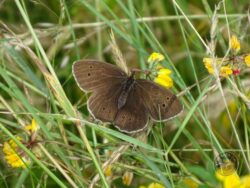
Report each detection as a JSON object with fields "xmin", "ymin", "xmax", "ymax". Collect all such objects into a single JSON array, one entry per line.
[{"xmin": 110, "ymin": 30, "xmax": 130, "ymax": 75}]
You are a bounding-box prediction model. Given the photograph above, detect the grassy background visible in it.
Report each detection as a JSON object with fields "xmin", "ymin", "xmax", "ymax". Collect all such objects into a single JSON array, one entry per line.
[{"xmin": 0, "ymin": 0, "xmax": 250, "ymax": 187}]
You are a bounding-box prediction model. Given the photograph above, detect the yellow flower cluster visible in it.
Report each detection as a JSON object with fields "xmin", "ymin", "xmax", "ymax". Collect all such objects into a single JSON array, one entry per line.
[
  {"xmin": 203, "ymin": 58, "xmax": 232, "ymax": 77},
  {"xmin": 216, "ymin": 169, "xmax": 250, "ymax": 188},
  {"xmin": 230, "ymin": 35, "xmax": 241, "ymax": 52},
  {"xmin": 139, "ymin": 182, "xmax": 165, "ymax": 188},
  {"xmin": 204, "ymin": 35, "xmax": 250, "ymax": 77},
  {"xmin": 3, "ymin": 137, "xmax": 29, "ymax": 168},
  {"xmin": 154, "ymin": 68, "xmax": 173, "ymax": 88},
  {"xmin": 2, "ymin": 119, "xmax": 39, "ymax": 169},
  {"xmin": 220, "ymin": 66, "xmax": 233, "ymax": 77},
  {"xmin": 147, "ymin": 52, "xmax": 165, "ymax": 63},
  {"xmin": 244, "ymin": 54, "xmax": 250, "ymax": 67},
  {"xmin": 203, "ymin": 58, "xmax": 215, "ymax": 74},
  {"xmin": 25, "ymin": 119, "xmax": 39, "ymax": 133},
  {"xmin": 147, "ymin": 52, "xmax": 174, "ymax": 89},
  {"xmin": 181, "ymin": 177, "xmax": 199, "ymax": 188}
]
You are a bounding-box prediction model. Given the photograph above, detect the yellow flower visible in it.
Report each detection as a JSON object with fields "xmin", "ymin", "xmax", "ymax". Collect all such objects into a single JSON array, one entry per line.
[
  {"xmin": 203, "ymin": 58, "xmax": 233, "ymax": 77},
  {"xmin": 3, "ymin": 137, "xmax": 29, "ymax": 169},
  {"xmin": 230, "ymin": 35, "xmax": 241, "ymax": 52},
  {"xmin": 216, "ymin": 158, "xmax": 237, "ymax": 176},
  {"xmin": 148, "ymin": 52, "xmax": 165, "ymax": 63},
  {"xmin": 244, "ymin": 54, "xmax": 250, "ymax": 67},
  {"xmin": 154, "ymin": 68, "xmax": 173, "ymax": 88},
  {"xmin": 148, "ymin": 183, "xmax": 165, "ymax": 188},
  {"xmin": 122, "ymin": 171, "xmax": 133, "ymax": 186},
  {"xmin": 216, "ymin": 170, "xmax": 240, "ymax": 188},
  {"xmin": 240, "ymin": 175, "xmax": 250, "ymax": 187},
  {"xmin": 220, "ymin": 66, "xmax": 233, "ymax": 77},
  {"xmin": 182, "ymin": 177, "xmax": 199, "ymax": 188},
  {"xmin": 104, "ymin": 165, "xmax": 112, "ymax": 177},
  {"xmin": 223, "ymin": 172, "xmax": 241, "ymax": 188},
  {"xmin": 139, "ymin": 182, "xmax": 165, "ymax": 188},
  {"xmin": 25, "ymin": 119, "xmax": 39, "ymax": 133},
  {"xmin": 203, "ymin": 58, "xmax": 215, "ymax": 74},
  {"xmin": 216, "ymin": 169, "xmax": 250, "ymax": 188},
  {"xmin": 154, "ymin": 75, "xmax": 173, "ymax": 89}
]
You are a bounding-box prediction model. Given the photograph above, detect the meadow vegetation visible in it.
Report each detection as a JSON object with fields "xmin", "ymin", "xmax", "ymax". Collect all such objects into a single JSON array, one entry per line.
[{"xmin": 0, "ymin": 1, "xmax": 250, "ymax": 187}]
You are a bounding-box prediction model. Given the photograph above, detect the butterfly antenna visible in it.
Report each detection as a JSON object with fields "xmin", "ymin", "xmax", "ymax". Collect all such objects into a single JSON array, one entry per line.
[{"xmin": 109, "ymin": 30, "xmax": 130, "ymax": 75}]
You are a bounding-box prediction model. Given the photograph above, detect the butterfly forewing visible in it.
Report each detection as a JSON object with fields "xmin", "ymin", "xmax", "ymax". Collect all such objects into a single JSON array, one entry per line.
[
  {"xmin": 114, "ymin": 85, "xmax": 149, "ymax": 133},
  {"xmin": 73, "ymin": 60, "xmax": 126, "ymax": 92},
  {"xmin": 135, "ymin": 79, "xmax": 183, "ymax": 121}
]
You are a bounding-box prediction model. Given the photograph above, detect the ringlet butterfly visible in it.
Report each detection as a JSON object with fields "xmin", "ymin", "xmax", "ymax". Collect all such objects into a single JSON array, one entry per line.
[{"xmin": 72, "ymin": 60, "xmax": 183, "ymax": 133}]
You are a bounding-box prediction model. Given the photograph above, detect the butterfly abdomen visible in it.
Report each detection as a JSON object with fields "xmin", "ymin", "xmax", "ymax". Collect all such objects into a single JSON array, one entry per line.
[{"xmin": 117, "ymin": 76, "xmax": 135, "ymax": 109}]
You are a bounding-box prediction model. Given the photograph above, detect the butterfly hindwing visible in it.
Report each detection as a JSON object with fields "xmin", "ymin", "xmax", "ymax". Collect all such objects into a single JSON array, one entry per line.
[
  {"xmin": 135, "ymin": 79, "xmax": 183, "ymax": 121},
  {"xmin": 114, "ymin": 85, "xmax": 149, "ymax": 133}
]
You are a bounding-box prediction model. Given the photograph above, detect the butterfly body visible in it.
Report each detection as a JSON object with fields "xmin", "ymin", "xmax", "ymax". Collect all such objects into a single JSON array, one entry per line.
[
  {"xmin": 118, "ymin": 75, "xmax": 135, "ymax": 109},
  {"xmin": 73, "ymin": 60, "xmax": 183, "ymax": 133}
]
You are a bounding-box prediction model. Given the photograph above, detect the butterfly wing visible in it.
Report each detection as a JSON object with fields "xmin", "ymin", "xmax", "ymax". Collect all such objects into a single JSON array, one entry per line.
[
  {"xmin": 114, "ymin": 85, "xmax": 149, "ymax": 133},
  {"xmin": 72, "ymin": 60, "xmax": 127, "ymax": 92},
  {"xmin": 87, "ymin": 82, "xmax": 124, "ymax": 123},
  {"xmin": 135, "ymin": 79, "xmax": 183, "ymax": 121}
]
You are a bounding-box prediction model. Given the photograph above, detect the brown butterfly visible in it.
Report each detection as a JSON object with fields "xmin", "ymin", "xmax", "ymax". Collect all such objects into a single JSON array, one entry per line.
[{"xmin": 72, "ymin": 60, "xmax": 183, "ymax": 133}]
